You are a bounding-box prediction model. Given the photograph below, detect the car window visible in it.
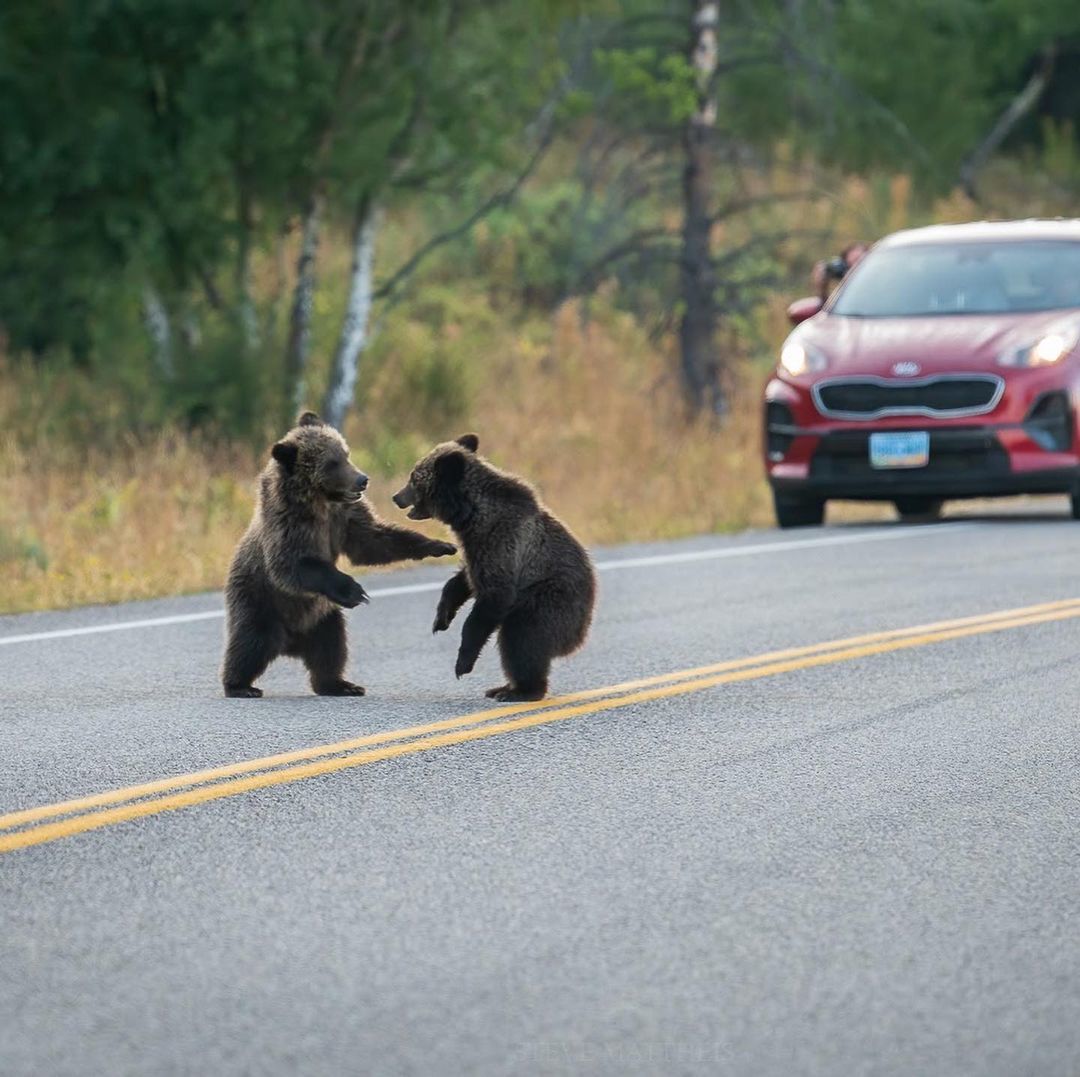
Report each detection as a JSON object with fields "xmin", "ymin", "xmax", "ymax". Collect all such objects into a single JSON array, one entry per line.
[{"xmin": 832, "ymin": 240, "xmax": 1080, "ymax": 317}]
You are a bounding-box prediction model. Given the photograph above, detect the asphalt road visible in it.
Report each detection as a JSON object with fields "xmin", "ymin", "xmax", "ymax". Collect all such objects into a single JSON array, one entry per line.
[{"xmin": 2, "ymin": 504, "xmax": 1080, "ymax": 1076}]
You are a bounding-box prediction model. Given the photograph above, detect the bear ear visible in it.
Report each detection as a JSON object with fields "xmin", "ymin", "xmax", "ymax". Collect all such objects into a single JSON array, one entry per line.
[
  {"xmin": 434, "ymin": 450, "xmax": 467, "ymax": 486},
  {"xmin": 271, "ymin": 440, "xmax": 299, "ymax": 472},
  {"xmin": 296, "ymin": 410, "xmax": 323, "ymax": 427},
  {"xmin": 455, "ymin": 433, "xmax": 479, "ymax": 453}
]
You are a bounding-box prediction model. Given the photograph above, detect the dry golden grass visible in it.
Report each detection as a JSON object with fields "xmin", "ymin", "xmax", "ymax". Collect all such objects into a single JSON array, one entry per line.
[
  {"xmin": 442, "ymin": 302, "xmax": 778, "ymax": 545},
  {"xmin": 0, "ymin": 431, "xmax": 258, "ymax": 613},
  {"xmin": 0, "ymin": 301, "xmax": 809, "ymax": 615}
]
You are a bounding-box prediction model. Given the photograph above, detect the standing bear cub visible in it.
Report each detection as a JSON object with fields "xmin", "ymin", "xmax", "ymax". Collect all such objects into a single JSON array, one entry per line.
[
  {"xmin": 222, "ymin": 411, "xmax": 456, "ymax": 698},
  {"xmin": 392, "ymin": 434, "xmax": 595, "ymax": 701}
]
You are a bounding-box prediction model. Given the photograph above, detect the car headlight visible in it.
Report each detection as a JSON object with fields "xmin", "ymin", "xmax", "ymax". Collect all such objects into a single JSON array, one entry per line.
[
  {"xmin": 999, "ymin": 328, "xmax": 1079, "ymax": 368},
  {"xmin": 779, "ymin": 339, "xmax": 828, "ymax": 377}
]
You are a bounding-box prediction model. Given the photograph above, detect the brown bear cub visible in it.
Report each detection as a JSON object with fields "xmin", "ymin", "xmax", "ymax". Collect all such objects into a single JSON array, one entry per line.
[
  {"xmin": 222, "ymin": 411, "xmax": 456, "ymax": 698},
  {"xmin": 392, "ymin": 434, "xmax": 595, "ymax": 701}
]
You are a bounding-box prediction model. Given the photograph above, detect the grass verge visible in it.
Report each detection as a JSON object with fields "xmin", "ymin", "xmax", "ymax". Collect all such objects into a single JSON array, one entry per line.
[{"xmin": 0, "ymin": 300, "xmax": 809, "ymax": 614}]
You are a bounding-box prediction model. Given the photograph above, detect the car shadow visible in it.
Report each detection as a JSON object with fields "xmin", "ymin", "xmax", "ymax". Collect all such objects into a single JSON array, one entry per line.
[
  {"xmin": 942, "ymin": 510, "xmax": 1074, "ymax": 525},
  {"xmin": 827, "ymin": 502, "xmax": 1073, "ymax": 529}
]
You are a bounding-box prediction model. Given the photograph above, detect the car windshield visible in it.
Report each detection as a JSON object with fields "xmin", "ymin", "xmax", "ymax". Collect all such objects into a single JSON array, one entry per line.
[{"xmin": 832, "ymin": 240, "xmax": 1080, "ymax": 317}]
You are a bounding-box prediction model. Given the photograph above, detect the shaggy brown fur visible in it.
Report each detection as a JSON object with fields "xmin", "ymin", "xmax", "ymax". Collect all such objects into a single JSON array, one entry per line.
[
  {"xmin": 392, "ymin": 434, "xmax": 595, "ymax": 701},
  {"xmin": 222, "ymin": 411, "xmax": 456, "ymax": 697}
]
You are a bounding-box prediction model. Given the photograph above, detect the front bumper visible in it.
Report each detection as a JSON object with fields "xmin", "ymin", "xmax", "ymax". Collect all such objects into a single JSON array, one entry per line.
[{"xmin": 764, "ymin": 372, "xmax": 1080, "ymax": 501}]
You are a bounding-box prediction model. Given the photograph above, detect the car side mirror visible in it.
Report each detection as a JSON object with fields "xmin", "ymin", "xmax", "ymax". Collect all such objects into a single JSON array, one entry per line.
[{"xmin": 787, "ymin": 296, "xmax": 824, "ymax": 325}]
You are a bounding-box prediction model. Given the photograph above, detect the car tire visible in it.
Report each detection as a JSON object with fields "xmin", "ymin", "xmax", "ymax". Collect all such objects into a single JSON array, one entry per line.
[
  {"xmin": 773, "ymin": 490, "xmax": 826, "ymax": 529},
  {"xmin": 1070, "ymin": 486, "xmax": 1080, "ymax": 520},
  {"xmin": 893, "ymin": 497, "xmax": 943, "ymax": 522}
]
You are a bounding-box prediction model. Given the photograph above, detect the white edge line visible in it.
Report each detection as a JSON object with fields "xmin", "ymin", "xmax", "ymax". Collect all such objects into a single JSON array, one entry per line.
[
  {"xmin": 0, "ymin": 610, "xmax": 227, "ymax": 645},
  {"xmin": 593, "ymin": 522, "xmax": 970, "ymax": 571},
  {"xmin": 0, "ymin": 524, "xmax": 972, "ymax": 647}
]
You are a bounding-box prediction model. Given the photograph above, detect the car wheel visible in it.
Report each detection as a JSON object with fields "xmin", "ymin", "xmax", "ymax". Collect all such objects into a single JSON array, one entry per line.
[
  {"xmin": 773, "ymin": 490, "xmax": 826, "ymax": 529},
  {"xmin": 893, "ymin": 496, "xmax": 943, "ymax": 522}
]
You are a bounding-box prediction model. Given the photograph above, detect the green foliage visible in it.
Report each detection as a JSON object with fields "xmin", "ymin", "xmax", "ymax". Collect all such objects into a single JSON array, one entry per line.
[
  {"xmin": 0, "ymin": 0, "xmax": 573, "ymax": 431},
  {"xmin": 1, "ymin": 0, "xmax": 1077, "ymax": 440},
  {"xmin": 168, "ymin": 329, "xmax": 276, "ymax": 440},
  {"xmin": 362, "ymin": 283, "xmax": 490, "ymax": 438},
  {"xmin": 596, "ymin": 48, "xmax": 696, "ymax": 124},
  {"xmin": 457, "ymin": 180, "xmax": 601, "ymax": 305}
]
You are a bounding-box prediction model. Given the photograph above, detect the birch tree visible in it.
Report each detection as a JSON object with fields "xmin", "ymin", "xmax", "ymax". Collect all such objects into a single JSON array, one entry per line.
[
  {"xmin": 141, "ymin": 285, "xmax": 174, "ymax": 381},
  {"xmin": 323, "ymin": 198, "xmax": 379, "ymax": 428},
  {"xmin": 545, "ymin": 1, "xmax": 803, "ymax": 416},
  {"xmin": 284, "ymin": 0, "xmax": 576, "ymax": 430},
  {"xmin": 280, "ymin": 6, "xmax": 376, "ymax": 417}
]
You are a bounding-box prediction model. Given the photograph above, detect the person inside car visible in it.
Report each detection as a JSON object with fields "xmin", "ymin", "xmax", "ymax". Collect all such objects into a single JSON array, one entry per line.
[{"xmin": 811, "ymin": 241, "xmax": 869, "ymax": 300}]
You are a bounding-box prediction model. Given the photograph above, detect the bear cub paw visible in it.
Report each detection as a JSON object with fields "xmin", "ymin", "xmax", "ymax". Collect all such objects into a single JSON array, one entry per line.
[
  {"xmin": 486, "ymin": 685, "xmax": 547, "ymax": 702},
  {"xmin": 314, "ymin": 680, "xmax": 367, "ymax": 697},
  {"xmin": 224, "ymin": 685, "xmax": 264, "ymax": 699},
  {"xmin": 338, "ymin": 579, "xmax": 370, "ymax": 608}
]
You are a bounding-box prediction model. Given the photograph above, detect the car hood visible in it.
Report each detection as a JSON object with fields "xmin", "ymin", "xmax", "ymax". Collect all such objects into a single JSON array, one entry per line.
[{"xmin": 797, "ymin": 309, "xmax": 1080, "ymax": 377}]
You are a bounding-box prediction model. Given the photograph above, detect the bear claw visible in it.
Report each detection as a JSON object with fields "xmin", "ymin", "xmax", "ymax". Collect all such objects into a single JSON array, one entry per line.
[
  {"xmin": 340, "ymin": 580, "xmax": 369, "ymax": 608},
  {"xmin": 224, "ymin": 685, "xmax": 263, "ymax": 698}
]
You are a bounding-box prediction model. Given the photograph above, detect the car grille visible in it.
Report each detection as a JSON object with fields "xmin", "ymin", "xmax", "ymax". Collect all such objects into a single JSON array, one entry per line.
[
  {"xmin": 814, "ymin": 375, "xmax": 1003, "ymax": 419},
  {"xmin": 809, "ymin": 428, "xmax": 1009, "ymax": 482}
]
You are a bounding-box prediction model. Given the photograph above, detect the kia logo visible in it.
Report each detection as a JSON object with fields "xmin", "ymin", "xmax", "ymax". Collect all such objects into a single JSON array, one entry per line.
[{"xmin": 892, "ymin": 361, "xmax": 921, "ymax": 376}]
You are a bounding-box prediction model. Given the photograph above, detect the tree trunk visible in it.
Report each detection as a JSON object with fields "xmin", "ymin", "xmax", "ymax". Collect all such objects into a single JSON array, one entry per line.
[
  {"xmin": 141, "ymin": 284, "xmax": 174, "ymax": 380},
  {"xmin": 678, "ymin": 1, "xmax": 724, "ymax": 416},
  {"xmin": 283, "ymin": 191, "xmax": 323, "ymax": 418},
  {"xmin": 959, "ymin": 43, "xmax": 1057, "ymax": 199},
  {"xmin": 236, "ymin": 181, "xmax": 260, "ymax": 354},
  {"xmin": 280, "ymin": 18, "xmax": 372, "ymax": 423},
  {"xmin": 322, "ymin": 196, "xmax": 379, "ymax": 431}
]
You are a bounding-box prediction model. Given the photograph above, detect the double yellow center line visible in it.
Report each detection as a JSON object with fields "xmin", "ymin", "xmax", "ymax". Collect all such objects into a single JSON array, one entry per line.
[{"xmin": 3, "ymin": 595, "xmax": 1080, "ymax": 855}]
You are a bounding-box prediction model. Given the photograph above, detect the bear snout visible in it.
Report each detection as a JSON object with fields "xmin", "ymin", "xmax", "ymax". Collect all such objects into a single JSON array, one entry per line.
[
  {"xmin": 392, "ymin": 484, "xmax": 414, "ymax": 509},
  {"xmin": 354, "ymin": 472, "xmax": 369, "ymax": 492}
]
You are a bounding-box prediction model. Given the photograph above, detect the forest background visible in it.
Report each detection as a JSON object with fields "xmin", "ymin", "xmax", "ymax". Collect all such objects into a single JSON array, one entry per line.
[{"xmin": 2, "ymin": 0, "xmax": 1078, "ymax": 612}]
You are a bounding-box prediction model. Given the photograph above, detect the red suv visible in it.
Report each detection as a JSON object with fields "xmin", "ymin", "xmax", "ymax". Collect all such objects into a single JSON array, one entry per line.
[{"xmin": 764, "ymin": 220, "xmax": 1080, "ymax": 527}]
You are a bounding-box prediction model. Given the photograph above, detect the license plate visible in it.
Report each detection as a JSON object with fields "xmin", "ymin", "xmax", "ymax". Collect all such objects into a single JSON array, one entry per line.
[{"xmin": 869, "ymin": 431, "xmax": 930, "ymax": 469}]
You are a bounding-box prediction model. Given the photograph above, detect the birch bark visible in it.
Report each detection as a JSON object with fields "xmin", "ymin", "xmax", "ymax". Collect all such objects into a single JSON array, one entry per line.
[
  {"xmin": 142, "ymin": 284, "xmax": 174, "ymax": 380},
  {"xmin": 322, "ymin": 196, "xmax": 379, "ymax": 430}
]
